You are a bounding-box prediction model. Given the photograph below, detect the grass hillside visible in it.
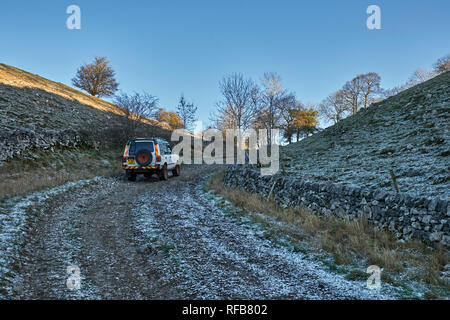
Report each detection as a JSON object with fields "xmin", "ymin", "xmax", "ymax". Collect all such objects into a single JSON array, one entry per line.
[
  {"xmin": 0, "ymin": 63, "xmax": 171, "ymax": 131},
  {"xmin": 281, "ymin": 71, "xmax": 450, "ymax": 199},
  {"xmin": 0, "ymin": 63, "xmax": 174, "ymax": 198}
]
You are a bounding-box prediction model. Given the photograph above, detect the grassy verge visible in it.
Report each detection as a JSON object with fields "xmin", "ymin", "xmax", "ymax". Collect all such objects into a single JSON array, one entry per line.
[
  {"xmin": 0, "ymin": 146, "xmax": 123, "ymax": 200},
  {"xmin": 205, "ymin": 169, "xmax": 449, "ymax": 299}
]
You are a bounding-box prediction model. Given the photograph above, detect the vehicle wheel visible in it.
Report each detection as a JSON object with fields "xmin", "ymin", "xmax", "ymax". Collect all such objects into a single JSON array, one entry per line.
[
  {"xmin": 127, "ymin": 172, "xmax": 137, "ymax": 182},
  {"xmin": 159, "ymin": 165, "xmax": 168, "ymax": 181},
  {"xmin": 144, "ymin": 173, "xmax": 152, "ymax": 178},
  {"xmin": 172, "ymin": 165, "xmax": 180, "ymax": 177}
]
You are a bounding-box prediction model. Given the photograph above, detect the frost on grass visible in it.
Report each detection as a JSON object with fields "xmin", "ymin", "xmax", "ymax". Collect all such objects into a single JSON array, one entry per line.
[
  {"xmin": 203, "ymin": 172, "xmax": 450, "ymax": 299},
  {"xmin": 200, "ymin": 182, "xmax": 397, "ymax": 300},
  {"xmin": 0, "ymin": 177, "xmax": 102, "ymax": 298},
  {"xmin": 129, "ymin": 170, "xmax": 394, "ymax": 299},
  {"xmin": 280, "ymin": 72, "xmax": 449, "ymax": 200}
]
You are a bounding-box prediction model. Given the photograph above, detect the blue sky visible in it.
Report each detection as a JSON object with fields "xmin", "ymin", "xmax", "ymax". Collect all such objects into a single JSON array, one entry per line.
[{"xmin": 1, "ymin": 0, "xmax": 449, "ymax": 126}]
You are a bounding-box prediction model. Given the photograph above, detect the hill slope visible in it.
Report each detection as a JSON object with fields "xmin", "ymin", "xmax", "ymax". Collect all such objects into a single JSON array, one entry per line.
[
  {"xmin": 0, "ymin": 63, "xmax": 171, "ymax": 132},
  {"xmin": 281, "ymin": 71, "xmax": 450, "ymax": 199},
  {"xmin": 0, "ymin": 63, "xmax": 174, "ymax": 197}
]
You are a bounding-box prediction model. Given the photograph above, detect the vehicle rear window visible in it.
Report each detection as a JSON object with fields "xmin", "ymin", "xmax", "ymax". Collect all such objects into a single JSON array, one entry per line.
[{"xmin": 135, "ymin": 142, "xmax": 154, "ymax": 153}]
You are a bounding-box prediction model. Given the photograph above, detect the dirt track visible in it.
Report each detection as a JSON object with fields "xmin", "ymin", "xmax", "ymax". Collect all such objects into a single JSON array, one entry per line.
[{"xmin": 7, "ymin": 165, "xmax": 388, "ymax": 299}]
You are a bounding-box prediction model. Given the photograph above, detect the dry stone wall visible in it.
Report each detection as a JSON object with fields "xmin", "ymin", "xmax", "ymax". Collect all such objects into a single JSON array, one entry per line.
[
  {"xmin": 0, "ymin": 128, "xmax": 88, "ymax": 162},
  {"xmin": 225, "ymin": 165, "xmax": 449, "ymax": 247}
]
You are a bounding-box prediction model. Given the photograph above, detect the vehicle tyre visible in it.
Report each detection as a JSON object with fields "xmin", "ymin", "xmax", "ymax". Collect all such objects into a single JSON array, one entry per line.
[
  {"xmin": 127, "ymin": 172, "xmax": 137, "ymax": 182},
  {"xmin": 159, "ymin": 164, "xmax": 168, "ymax": 181},
  {"xmin": 135, "ymin": 149, "xmax": 152, "ymax": 167},
  {"xmin": 172, "ymin": 164, "xmax": 180, "ymax": 177}
]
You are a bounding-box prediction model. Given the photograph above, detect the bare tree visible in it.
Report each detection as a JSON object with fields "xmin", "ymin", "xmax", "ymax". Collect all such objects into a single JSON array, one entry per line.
[
  {"xmin": 114, "ymin": 91, "xmax": 159, "ymax": 135},
  {"xmin": 318, "ymin": 90, "xmax": 351, "ymax": 124},
  {"xmin": 384, "ymin": 68, "xmax": 436, "ymax": 98},
  {"xmin": 342, "ymin": 72, "xmax": 382, "ymax": 115},
  {"xmin": 408, "ymin": 68, "xmax": 436, "ymax": 84},
  {"xmin": 433, "ymin": 54, "xmax": 450, "ymax": 74},
  {"xmin": 176, "ymin": 94, "xmax": 198, "ymax": 131},
  {"xmin": 251, "ymin": 108, "xmax": 269, "ymax": 130},
  {"xmin": 382, "ymin": 85, "xmax": 406, "ymax": 98},
  {"xmin": 72, "ymin": 57, "xmax": 119, "ymax": 97},
  {"xmin": 342, "ymin": 76, "xmax": 363, "ymax": 115},
  {"xmin": 278, "ymin": 93, "xmax": 298, "ymax": 144},
  {"xmin": 360, "ymin": 72, "xmax": 382, "ymax": 108},
  {"xmin": 216, "ymin": 73, "xmax": 258, "ymax": 130},
  {"xmin": 259, "ymin": 72, "xmax": 286, "ymax": 145},
  {"xmin": 382, "ymin": 54, "xmax": 448, "ymax": 99}
]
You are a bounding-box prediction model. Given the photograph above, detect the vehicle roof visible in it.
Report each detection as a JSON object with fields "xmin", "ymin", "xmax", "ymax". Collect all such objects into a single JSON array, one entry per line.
[{"xmin": 127, "ymin": 137, "xmax": 168, "ymax": 144}]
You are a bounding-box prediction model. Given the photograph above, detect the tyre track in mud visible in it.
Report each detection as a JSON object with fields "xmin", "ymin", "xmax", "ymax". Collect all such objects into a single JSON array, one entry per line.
[
  {"xmin": 134, "ymin": 169, "xmax": 384, "ymax": 299},
  {"xmin": 10, "ymin": 165, "xmax": 388, "ymax": 299}
]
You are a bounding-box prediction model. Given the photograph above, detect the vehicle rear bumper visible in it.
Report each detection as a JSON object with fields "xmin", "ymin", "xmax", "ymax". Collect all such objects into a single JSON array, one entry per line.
[{"xmin": 123, "ymin": 164, "xmax": 160, "ymax": 173}]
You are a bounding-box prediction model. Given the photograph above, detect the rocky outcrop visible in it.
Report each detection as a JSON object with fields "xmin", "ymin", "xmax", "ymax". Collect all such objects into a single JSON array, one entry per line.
[{"xmin": 225, "ymin": 165, "xmax": 450, "ymax": 247}]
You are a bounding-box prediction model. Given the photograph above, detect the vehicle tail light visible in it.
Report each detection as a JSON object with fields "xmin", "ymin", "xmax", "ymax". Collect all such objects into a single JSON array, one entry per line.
[
  {"xmin": 156, "ymin": 155, "xmax": 161, "ymax": 162},
  {"xmin": 123, "ymin": 144, "xmax": 129, "ymax": 161}
]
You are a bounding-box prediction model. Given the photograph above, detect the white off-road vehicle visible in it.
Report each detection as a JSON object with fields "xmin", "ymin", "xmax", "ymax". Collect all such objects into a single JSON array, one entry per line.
[{"xmin": 122, "ymin": 138, "xmax": 180, "ymax": 181}]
